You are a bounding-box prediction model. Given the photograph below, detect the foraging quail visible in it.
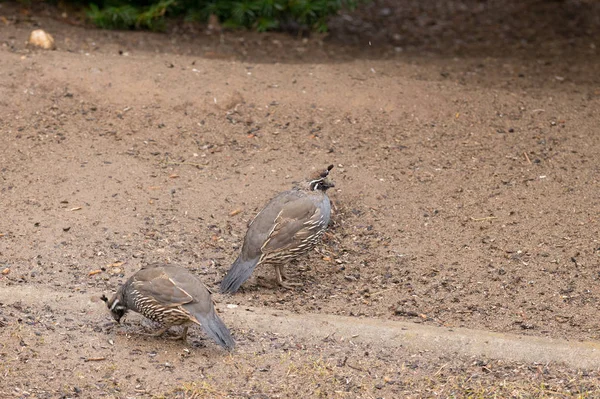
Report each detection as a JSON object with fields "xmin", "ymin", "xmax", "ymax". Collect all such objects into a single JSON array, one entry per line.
[
  {"xmin": 220, "ymin": 165, "xmax": 335, "ymax": 293},
  {"xmin": 101, "ymin": 264, "xmax": 235, "ymax": 350}
]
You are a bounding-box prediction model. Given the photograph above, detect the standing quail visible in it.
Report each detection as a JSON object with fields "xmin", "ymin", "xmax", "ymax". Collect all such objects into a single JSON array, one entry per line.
[
  {"xmin": 101, "ymin": 264, "xmax": 235, "ymax": 350},
  {"xmin": 220, "ymin": 165, "xmax": 335, "ymax": 293}
]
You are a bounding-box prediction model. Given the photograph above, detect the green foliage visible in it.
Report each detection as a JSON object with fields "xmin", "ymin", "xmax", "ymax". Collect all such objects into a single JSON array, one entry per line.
[
  {"xmin": 87, "ymin": 0, "xmax": 175, "ymax": 31},
  {"xmin": 81, "ymin": 0, "xmax": 363, "ymax": 32}
]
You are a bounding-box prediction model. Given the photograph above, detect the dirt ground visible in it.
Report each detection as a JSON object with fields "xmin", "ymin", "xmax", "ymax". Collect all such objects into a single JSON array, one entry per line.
[{"xmin": 1, "ymin": 0, "xmax": 600, "ymax": 397}]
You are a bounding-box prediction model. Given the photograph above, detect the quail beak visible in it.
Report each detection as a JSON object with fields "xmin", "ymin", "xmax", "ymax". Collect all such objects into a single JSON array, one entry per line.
[
  {"xmin": 113, "ymin": 309, "xmax": 127, "ymax": 324},
  {"xmin": 321, "ymin": 177, "xmax": 335, "ymax": 189},
  {"xmin": 111, "ymin": 312, "xmax": 123, "ymax": 324}
]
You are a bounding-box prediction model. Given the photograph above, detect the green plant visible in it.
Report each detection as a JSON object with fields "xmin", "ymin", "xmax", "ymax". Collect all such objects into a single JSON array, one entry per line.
[
  {"xmin": 81, "ymin": 0, "xmax": 364, "ymax": 32},
  {"xmin": 87, "ymin": 0, "xmax": 175, "ymax": 31}
]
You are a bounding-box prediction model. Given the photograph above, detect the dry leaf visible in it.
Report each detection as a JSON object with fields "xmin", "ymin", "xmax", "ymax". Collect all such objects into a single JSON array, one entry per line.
[
  {"xmin": 229, "ymin": 209, "xmax": 242, "ymax": 216},
  {"xmin": 88, "ymin": 269, "xmax": 102, "ymax": 276},
  {"xmin": 1, "ymin": 268, "xmax": 10, "ymax": 275},
  {"xmin": 69, "ymin": 207, "xmax": 82, "ymax": 211},
  {"xmin": 107, "ymin": 261, "xmax": 124, "ymax": 268},
  {"xmin": 169, "ymin": 174, "xmax": 179, "ymax": 179}
]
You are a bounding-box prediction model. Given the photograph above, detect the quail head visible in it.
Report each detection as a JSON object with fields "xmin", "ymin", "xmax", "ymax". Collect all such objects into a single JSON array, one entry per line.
[
  {"xmin": 220, "ymin": 165, "xmax": 335, "ymax": 293},
  {"xmin": 102, "ymin": 264, "xmax": 235, "ymax": 350}
]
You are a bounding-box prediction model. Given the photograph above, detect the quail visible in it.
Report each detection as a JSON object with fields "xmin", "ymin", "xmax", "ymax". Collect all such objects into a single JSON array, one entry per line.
[
  {"xmin": 220, "ymin": 165, "xmax": 335, "ymax": 293},
  {"xmin": 101, "ymin": 264, "xmax": 235, "ymax": 350}
]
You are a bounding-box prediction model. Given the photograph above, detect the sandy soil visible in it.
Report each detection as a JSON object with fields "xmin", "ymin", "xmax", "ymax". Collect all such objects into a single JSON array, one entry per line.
[{"xmin": 1, "ymin": 0, "xmax": 600, "ymax": 397}]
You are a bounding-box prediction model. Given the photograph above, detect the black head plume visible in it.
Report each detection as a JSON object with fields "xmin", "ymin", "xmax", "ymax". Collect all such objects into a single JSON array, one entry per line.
[
  {"xmin": 309, "ymin": 164, "xmax": 335, "ymax": 191},
  {"xmin": 100, "ymin": 294, "xmax": 108, "ymax": 303},
  {"xmin": 320, "ymin": 164, "xmax": 334, "ymax": 178}
]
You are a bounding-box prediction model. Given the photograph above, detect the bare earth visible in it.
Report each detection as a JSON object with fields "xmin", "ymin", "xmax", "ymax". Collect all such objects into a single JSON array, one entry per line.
[{"xmin": 1, "ymin": 0, "xmax": 600, "ymax": 397}]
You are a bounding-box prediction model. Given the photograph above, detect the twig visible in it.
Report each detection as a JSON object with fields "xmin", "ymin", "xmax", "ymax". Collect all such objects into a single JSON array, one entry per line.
[
  {"xmin": 470, "ymin": 216, "xmax": 497, "ymax": 222},
  {"xmin": 434, "ymin": 363, "xmax": 448, "ymax": 376},
  {"xmin": 346, "ymin": 362, "xmax": 364, "ymax": 372},
  {"xmin": 161, "ymin": 161, "xmax": 204, "ymax": 168},
  {"xmin": 523, "ymin": 151, "xmax": 532, "ymax": 164},
  {"xmin": 84, "ymin": 357, "xmax": 106, "ymax": 362},
  {"xmin": 370, "ymin": 288, "xmax": 392, "ymax": 297}
]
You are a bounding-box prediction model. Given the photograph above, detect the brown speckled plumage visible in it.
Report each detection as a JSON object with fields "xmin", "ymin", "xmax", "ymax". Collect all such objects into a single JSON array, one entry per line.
[
  {"xmin": 102, "ymin": 264, "xmax": 234, "ymax": 349},
  {"xmin": 221, "ymin": 165, "xmax": 335, "ymax": 293}
]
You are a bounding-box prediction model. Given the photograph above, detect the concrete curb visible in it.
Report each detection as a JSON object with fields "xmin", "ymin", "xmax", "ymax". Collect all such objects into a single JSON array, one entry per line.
[
  {"xmin": 221, "ymin": 305, "xmax": 600, "ymax": 369},
  {"xmin": 2, "ymin": 285, "xmax": 599, "ymax": 369}
]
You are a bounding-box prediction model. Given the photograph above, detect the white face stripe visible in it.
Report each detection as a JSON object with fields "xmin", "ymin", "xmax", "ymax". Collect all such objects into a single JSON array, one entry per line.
[
  {"xmin": 110, "ymin": 299, "xmax": 120, "ymax": 311},
  {"xmin": 309, "ymin": 179, "xmax": 324, "ymax": 191}
]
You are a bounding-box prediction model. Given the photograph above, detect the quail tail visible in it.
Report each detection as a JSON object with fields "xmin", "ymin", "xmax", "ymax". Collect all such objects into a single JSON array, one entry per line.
[
  {"xmin": 195, "ymin": 309, "xmax": 236, "ymax": 350},
  {"xmin": 220, "ymin": 256, "xmax": 259, "ymax": 294}
]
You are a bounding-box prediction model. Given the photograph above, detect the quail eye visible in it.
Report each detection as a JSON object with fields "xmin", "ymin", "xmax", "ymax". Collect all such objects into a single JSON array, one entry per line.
[{"xmin": 111, "ymin": 306, "xmax": 127, "ymax": 322}]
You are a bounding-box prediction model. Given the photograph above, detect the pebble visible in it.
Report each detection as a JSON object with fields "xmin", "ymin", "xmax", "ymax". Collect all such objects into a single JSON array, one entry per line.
[{"xmin": 28, "ymin": 29, "xmax": 55, "ymax": 50}]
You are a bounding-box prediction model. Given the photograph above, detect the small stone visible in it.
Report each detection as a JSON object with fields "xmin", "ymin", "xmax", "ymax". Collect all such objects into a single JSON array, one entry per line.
[{"xmin": 28, "ymin": 29, "xmax": 55, "ymax": 50}]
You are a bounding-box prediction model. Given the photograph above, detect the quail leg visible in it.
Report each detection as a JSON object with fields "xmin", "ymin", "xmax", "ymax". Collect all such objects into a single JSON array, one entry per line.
[
  {"xmin": 145, "ymin": 325, "xmax": 188, "ymax": 341},
  {"xmin": 275, "ymin": 265, "xmax": 302, "ymax": 289},
  {"xmin": 144, "ymin": 325, "xmax": 170, "ymax": 338},
  {"xmin": 168, "ymin": 326, "xmax": 188, "ymax": 341},
  {"xmin": 279, "ymin": 267, "xmax": 289, "ymax": 280},
  {"xmin": 279, "ymin": 265, "xmax": 302, "ymax": 283}
]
